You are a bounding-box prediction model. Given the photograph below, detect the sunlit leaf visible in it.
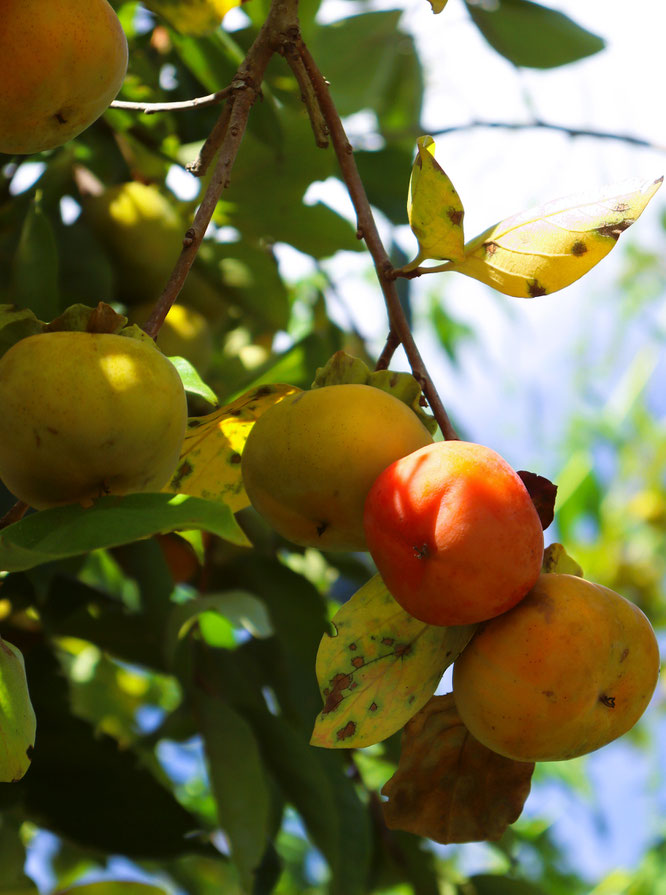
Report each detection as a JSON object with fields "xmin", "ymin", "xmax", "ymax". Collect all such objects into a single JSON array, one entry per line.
[
  {"xmin": 450, "ymin": 177, "xmax": 663, "ymax": 298},
  {"xmin": 0, "ymin": 639, "xmax": 36, "ymax": 782},
  {"xmin": 168, "ymin": 355, "xmax": 218, "ymax": 404},
  {"xmin": 311, "ymin": 575, "xmax": 474, "ymax": 749},
  {"xmin": 542, "ymin": 542, "xmax": 583, "ymax": 577},
  {"xmin": 406, "ymin": 136, "xmax": 465, "ymax": 268},
  {"xmin": 164, "ymin": 384, "xmax": 300, "ymax": 511},
  {"xmin": 142, "ymin": 0, "xmax": 241, "ymax": 35},
  {"xmin": 381, "ymin": 694, "xmax": 534, "ymax": 842}
]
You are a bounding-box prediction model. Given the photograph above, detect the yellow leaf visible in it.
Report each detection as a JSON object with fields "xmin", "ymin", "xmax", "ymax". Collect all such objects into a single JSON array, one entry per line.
[
  {"xmin": 450, "ymin": 176, "xmax": 663, "ymax": 297},
  {"xmin": 164, "ymin": 384, "xmax": 300, "ymax": 511},
  {"xmin": 406, "ymin": 136, "xmax": 465, "ymax": 269},
  {"xmin": 542, "ymin": 543, "xmax": 584, "ymax": 577},
  {"xmin": 310, "ymin": 575, "xmax": 475, "ymax": 749},
  {"xmin": 143, "ymin": 0, "xmax": 241, "ymax": 35}
]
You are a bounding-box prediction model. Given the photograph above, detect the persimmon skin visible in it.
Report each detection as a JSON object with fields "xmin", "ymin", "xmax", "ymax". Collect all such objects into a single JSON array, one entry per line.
[
  {"xmin": 0, "ymin": 0, "xmax": 128, "ymax": 154},
  {"xmin": 452, "ymin": 573, "xmax": 660, "ymax": 762},
  {"xmin": 241, "ymin": 384, "xmax": 433, "ymax": 551},
  {"xmin": 363, "ymin": 441, "xmax": 544, "ymax": 626}
]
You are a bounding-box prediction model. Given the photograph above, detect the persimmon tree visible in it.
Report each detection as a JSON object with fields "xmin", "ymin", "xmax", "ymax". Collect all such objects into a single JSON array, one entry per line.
[{"xmin": 0, "ymin": 1, "xmax": 663, "ymax": 894}]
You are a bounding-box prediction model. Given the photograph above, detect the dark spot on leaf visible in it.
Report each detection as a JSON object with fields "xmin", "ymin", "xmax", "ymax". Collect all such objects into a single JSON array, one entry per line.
[
  {"xmin": 322, "ymin": 673, "xmax": 352, "ymax": 714},
  {"xmin": 620, "ymin": 648, "xmax": 629, "ymax": 663},
  {"xmin": 370, "ymin": 702, "xmax": 378, "ymax": 712},
  {"xmin": 351, "ymin": 656, "xmax": 364, "ymax": 669},
  {"xmin": 597, "ymin": 220, "xmax": 633, "ymax": 240},
  {"xmin": 336, "ymin": 721, "xmax": 356, "ymax": 741},
  {"xmin": 187, "ymin": 419, "xmax": 202, "ymax": 428},
  {"xmin": 571, "ymin": 240, "xmax": 587, "ymax": 256},
  {"xmin": 394, "ymin": 643, "xmax": 412, "ymax": 659},
  {"xmin": 254, "ymin": 386, "xmax": 272, "ymax": 399},
  {"xmin": 448, "ymin": 208, "xmax": 463, "ymax": 226},
  {"xmin": 382, "ymin": 637, "xmax": 395, "ymax": 646},
  {"xmin": 599, "ymin": 694, "xmax": 616, "ymax": 708},
  {"xmin": 316, "ymin": 520, "xmax": 329, "ymax": 537},
  {"xmin": 349, "ymin": 681, "xmax": 358, "ymax": 690},
  {"xmin": 408, "ymin": 694, "xmax": 415, "ymax": 704},
  {"xmin": 349, "ymin": 642, "xmax": 357, "ymax": 651},
  {"xmin": 170, "ymin": 460, "xmax": 193, "ymax": 491},
  {"xmin": 229, "ymin": 452, "xmax": 242, "ymax": 464},
  {"xmin": 484, "ymin": 241, "xmax": 498, "ymax": 255},
  {"xmin": 527, "ymin": 279, "xmax": 547, "ymax": 297}
]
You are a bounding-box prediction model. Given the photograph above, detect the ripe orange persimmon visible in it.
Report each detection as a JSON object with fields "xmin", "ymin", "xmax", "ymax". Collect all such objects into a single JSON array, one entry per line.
[
  {"xmin": 452, "ymin": 573, "xmax": 660, "ymax": 762},
  {"xmin": 363, "ymin": 440, "xmax": 543, "ymax": 626}
]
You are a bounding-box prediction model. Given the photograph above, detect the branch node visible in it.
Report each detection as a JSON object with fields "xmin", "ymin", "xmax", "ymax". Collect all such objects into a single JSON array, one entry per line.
[{"xmin": 183, "ymin": 228, "xmax": 196, "ymax": 247}]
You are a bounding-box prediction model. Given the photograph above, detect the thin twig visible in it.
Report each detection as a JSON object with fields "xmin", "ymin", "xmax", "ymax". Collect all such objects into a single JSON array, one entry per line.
[
  {"xmin": 297, "ymin": 42, "xmax": 459, "ymax": 441},
  {"xmin": 283, "ymin": 49, "xmax": 329, "ymax": 148},
  {"xmin": 433, "ymin": 119, "xmax": 665, "ymax": 152},
  {"xmin": 375, "ymin": 330, "xmax": 401, "ymax": 371},
  {"xmin": 110, "ymin": 87, "xmax": 233, "ymax": 115},
  {"xmin": 0, "ymin": 500, "xmax": 28, "ymax": 531},
  {"xmin": 187, "ymin": 100, "xmax": 233, "ymax": 178}
]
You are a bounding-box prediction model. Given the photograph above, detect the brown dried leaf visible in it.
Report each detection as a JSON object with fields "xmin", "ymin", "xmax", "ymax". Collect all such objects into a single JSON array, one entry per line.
[
  {"xmin": 517, "ymin": 470, "xmax": 557, "ymax": 530},
  {"xmin": 381, "ymin": 694, "xmax": 534, "ymax": 843}
]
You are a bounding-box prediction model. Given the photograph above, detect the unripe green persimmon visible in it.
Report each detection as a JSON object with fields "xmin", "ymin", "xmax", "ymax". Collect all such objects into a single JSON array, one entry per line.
[
  {"xmin": 453, "ymin": 573, "xmax": 660, "ymax": 762},
  {"xmin": 241, "ymin": 384, "xmax": 433, "ymax": 551},
  {"xmin": 0, "ymin": 0, "xmax": 128, "ymax": 155},
  {"xmin": 0, "ymin": 332, "xmax": 187, "ymax": 509}
]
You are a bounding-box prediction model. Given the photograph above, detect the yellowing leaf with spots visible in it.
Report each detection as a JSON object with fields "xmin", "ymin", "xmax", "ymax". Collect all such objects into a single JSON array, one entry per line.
[
  {"xmin": 405, "ymin": 136, "xmax": 465, "ymax": 270},
  {"xmin": 143, "ymin": 0, "xmax": 241, "ymax": 35},
  {"xmin": 450, "ymin": 176, "xmax": 662, "ymax": 298},
  {"xmin": 165, "ymin": 384, "xmax": 300, "ymax": 511},
  {"xmin": 311, "ymin": 575, "xmax": 475, "ymax": 749}
]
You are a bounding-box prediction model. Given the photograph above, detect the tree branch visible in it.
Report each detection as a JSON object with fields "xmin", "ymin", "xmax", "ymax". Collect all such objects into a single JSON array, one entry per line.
[
  {"xmin": 110, "ymin": 87, "xmax": 233, "ymax": 115},
  {"xmin": 433, "ymin": 119, "xmax": 665, "ymax": 152},
  {"xmin": 142, "ymin": 0, "xmax": 300, "ymax": 339},
  {"xmin": 297, "ymin": 42, "xmax": 459, "ymax": 440},
  {"xmin": 0, "ymin": 500, "xmax": 28, "ymax": 530}
]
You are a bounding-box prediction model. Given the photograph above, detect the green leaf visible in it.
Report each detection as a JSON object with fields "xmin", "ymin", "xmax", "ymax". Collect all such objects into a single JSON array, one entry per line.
[
  {"xmin": 0, "ymin": 493, "xmax": 249, "ymax": 573},
  {"xmin": 450, "ymin": 177, "xmax": 663, "ymax": 298},
  {"xmin": 311, "ymin": 575, "xmax": 475, "ymax": 749},
  {"xmin": 406, "ymin": 136, "xmax": 465, "ymax": 268},
  {"xmin": 198, "ymin": 692, "xmax": 271, "ymax": 890},
  {"xmin": 0, "ymin": 639, "xmax": 36, "ymax": 782},
  {"xmin": 467, "ymin": 875, "xmax": 547, "ymax": 895},
  {"xmin": 0, "ymin": 816, "xmax": 37, "ymax": 893},
  {"xmin": 465, "ymin": 0, "xmax": 605, "ymax": 69},
  {"xmin": 0, "ymin": 305, "xmax": 44, "ymax": 361},
  {"xmin": 11, "ymin": 192, "xmax": 60, "ymax": 320},
  {"xmin": 355, "ymin": 146, "xmax": 415, "ymax": 225},
  {"xmin": 169, "ymin": 355, "xmax": 218, "ymax": 405}
]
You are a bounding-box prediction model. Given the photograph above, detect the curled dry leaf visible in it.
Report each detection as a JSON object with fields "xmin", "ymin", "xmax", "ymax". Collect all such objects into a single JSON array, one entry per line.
[
  {"xmin": 517, "ymin": 470, "xmax": 557, "ymax": 530},
  {"xmin": 542, "ymin": 542, "xmax": 584, "ymax": 577},
  {"xmin": 450, "ymin": 176, "xmax": 663, "ymax": 297},
  {"xmin": 405, "ymin": 136, "xmax": 465, "ymax": 269},
  {"xmin": 381, "ymin": 693, "xmax": 534, "ymax": 843},
  {"xmin": 164, "ymin": 383, "xmax": 300, "ymax": 511},
  {"xmin": 311, "ymin": 575, "xmax": 474, "ymax": 749}
]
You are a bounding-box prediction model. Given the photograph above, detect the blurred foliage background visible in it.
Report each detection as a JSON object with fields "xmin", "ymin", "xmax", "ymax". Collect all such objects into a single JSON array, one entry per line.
[{"xmin": 0, "ymin": 0, "xmax": 664, "ymax": 893}]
